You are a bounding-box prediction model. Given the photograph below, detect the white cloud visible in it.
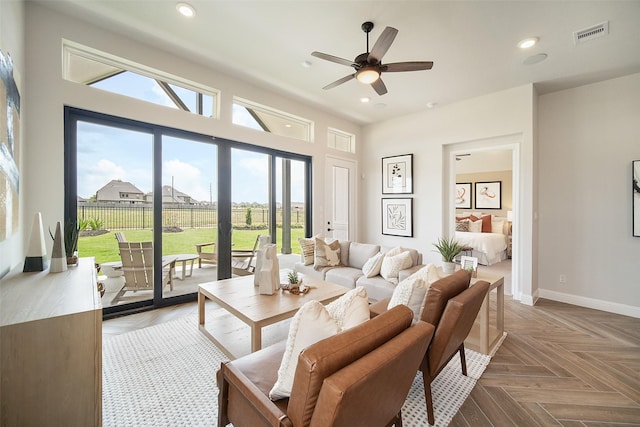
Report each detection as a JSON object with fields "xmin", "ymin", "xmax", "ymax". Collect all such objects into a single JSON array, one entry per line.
[
  {"xmin": 78, "ymin": 159, "xmax": 127, "ymax": 198},
  {"xmin": 163, "ymin": 159, "xmax": 212, "ymax": 202}
]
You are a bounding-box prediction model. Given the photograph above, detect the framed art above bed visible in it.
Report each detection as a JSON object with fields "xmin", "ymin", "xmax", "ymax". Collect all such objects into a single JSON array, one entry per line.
[
  {"xmin": 455, "ymin": 182, "xmax": 472, "ymax": 209},
  {"xmin": 475, "ymin": 181, "xmax": 502, "ymax": 210}
]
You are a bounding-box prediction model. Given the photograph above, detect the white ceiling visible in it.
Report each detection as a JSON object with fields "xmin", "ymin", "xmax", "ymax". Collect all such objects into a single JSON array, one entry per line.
[{"xmin": 38, "ymin": 1, "xmax": 640, "ymax": 125}]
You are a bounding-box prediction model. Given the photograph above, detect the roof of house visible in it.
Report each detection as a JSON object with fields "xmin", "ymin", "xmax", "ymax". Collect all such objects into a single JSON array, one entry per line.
[{"xmin": 96, "ymin": 179, "xmax": 144, "ymax": 201}]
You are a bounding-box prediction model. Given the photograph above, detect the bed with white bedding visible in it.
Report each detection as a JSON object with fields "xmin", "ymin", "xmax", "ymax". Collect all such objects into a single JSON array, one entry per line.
[{"xmin": 454, "ymin": 231, "xmax": 508, "ymax": 265}]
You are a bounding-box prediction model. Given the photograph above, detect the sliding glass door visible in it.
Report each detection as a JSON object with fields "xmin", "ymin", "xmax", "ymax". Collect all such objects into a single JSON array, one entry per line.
[{"xmin": 66, "ymin": 107, "xmax": 310, "ymax": 317}]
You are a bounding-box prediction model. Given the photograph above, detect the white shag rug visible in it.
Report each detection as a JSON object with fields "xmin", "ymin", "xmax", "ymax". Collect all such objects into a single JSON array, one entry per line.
[{"xmin": 103, "ymin": 317, "xmax": 490, "ymax": 426}]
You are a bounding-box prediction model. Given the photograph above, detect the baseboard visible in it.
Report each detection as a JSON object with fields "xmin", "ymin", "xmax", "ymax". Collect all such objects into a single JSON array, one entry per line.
[{"xmin": 538, "ymin": 289, "xmax": 640, "ymax": 319}]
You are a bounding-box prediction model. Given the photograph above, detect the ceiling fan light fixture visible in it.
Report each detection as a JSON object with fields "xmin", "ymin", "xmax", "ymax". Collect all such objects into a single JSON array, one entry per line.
[
  {"xmin": 176, "ymin": 2, "xmax": 195, "ymax": 17},
  {"xmin": 517, "ymin": 37, "xmax": 538, "ymax": 49},
  {"xmin": 356, "ymin": 67, "xmax": 380, "ymax": 84}
]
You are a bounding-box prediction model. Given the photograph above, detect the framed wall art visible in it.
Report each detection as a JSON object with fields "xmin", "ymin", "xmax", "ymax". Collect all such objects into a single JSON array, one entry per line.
[
  {"xmin": 475, "ymin": 181, "xmax": 502, "ymax": 210},
  {"xmin": 455, "ymin": 182, "xmax": 472, "ymax": 209},
  {"xmin": 633, "ymin": 160, "xmax": 640, "ymax": 237},
  {"xmin": 382, "ymin": 198, "xmax": 413, "ymax": 237},
  {"xmin": 382, "ymin": 154, "xmax": 413, "ymax": 194}
]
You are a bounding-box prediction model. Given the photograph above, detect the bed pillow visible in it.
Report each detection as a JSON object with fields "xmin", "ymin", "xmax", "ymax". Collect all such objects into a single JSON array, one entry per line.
[
  {"xmin": 298, "ymin": 237, "xmax": 316, "ymax": 265},
  {"xmin": 361, "ymin": 252, "xmax": 384, "ymax": 278},
  {"xmin": 269, "ymin": 300, "xmax": 340, "ymax": 400},
  {"xmin": 456, "ymin": 220, "xmax": 469, "ymax": 232},
  {"xmin": 313, "ymin": 237, "xmax": 341, "ymax": 270},
  {"xmin": 326, "ymin": 286, "xmax": 370, "ymax": 331},
  {"xmin": 380, "ymin": 250, "xmax": 414, "ymax": 284},
  {"xmin": 492, "ymin": 219, "xmax": 505, "ymax": 234},
  {"xmin": 468, "ymin": 219, "xmax": 482, "ymax": 233}
]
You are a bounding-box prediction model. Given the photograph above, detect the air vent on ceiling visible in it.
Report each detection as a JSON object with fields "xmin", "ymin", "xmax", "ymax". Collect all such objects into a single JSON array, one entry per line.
[{"xmin": 573, "ymin": 21, "xmax": 609, "ymax": 45}]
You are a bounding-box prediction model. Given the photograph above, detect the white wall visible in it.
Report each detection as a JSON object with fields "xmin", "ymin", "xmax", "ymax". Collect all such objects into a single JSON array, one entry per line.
[
  {"xmin": 538, "ymin": 73, "xmax": 640, "ymax": 317},
  {"xmin": 361, "ymin": 84, "xmax": 536, "ymax": 303},
  {"xmin": 23, "ymin": 2, "xmax": 360, "ymax": 259},
  {"xmin": 0, "ymin": 0, "xmax": 25, "ymax": 277}
]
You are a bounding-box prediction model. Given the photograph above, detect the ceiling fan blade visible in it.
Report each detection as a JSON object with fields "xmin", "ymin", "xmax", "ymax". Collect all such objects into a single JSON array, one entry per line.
[
  {"xmin": 323, "ymin": 74, "xmax": 355, "ymax": 90},
  {"xmin": 382, "ymin": 61, "xmax": 434, "ymax": 72},
  {"xmin": 371, "ymin": 78, "xmax": 388, "ymax": 96},
  {"xmin": 311, "ymin": 51, "xmax": 355, "ymax": 67},
  {"xmin": 368, "ymin": 26, "xmax": 398, "ymax": 64}
]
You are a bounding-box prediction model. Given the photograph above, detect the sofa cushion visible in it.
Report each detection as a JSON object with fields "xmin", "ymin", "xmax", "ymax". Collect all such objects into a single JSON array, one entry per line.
[
  {"xmin": 324, "ymin": 267, "xmax": 363, "ymax": 289},
  {"xmin": 356, "ymin": 275, "xmax": 397, "ymax": 302},
  {"xmin": 347, "ymin": 242, "xmax": 380, "ymax": 269},
  {"xmin": 314, "ymin": 238, "xmax": 341, "ymax": 270},
  {"xmin": 295, "ymin": 262, "xmax": 330, "ymax": 280}
]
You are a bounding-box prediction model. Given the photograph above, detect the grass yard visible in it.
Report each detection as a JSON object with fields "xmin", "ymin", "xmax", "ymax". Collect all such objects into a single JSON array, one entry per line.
[{"xmin": 79, "ymin": 228, "xmax": 305, "ymax": 264}]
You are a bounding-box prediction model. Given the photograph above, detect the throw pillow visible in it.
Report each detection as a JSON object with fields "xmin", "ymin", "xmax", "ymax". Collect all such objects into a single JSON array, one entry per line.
[
  {"xmin": 491, "ymin": 219, "xmax": 505, "ymax": 234},
  {"xmin": 387, "ymin": 263, "xmax": 440, "ymax": 322},
  {"xmin": 473, "ymin": 215, "xmax": 492, "ymax": 233},
  {"xmin": 456, "ymin": 220, "xmax": 469, "ymax": 232},
  {"xmin": 361, "ymin": 252, "xmax": 384, "ymax": 278},
  {"xmin": 269, "ymin": 300, "xmax": 340, "ymax": 400},
  {"xmin": 380, "ymin": 251, "xmax": 413, "ymax": 285},
  {"xmin": 298, "ymin": 237, "xmax": 315, "ymax": 265},
  {"xmin": 326, "ymin": 286, "xmax": 370, "ymax": 331},
  {"xmin": 387, "ymin": 278, "xmax": 429, "ymax": 323},
  {"xmin": 468, "ymin": 219, "xmax": 482, "ymax": 233},
  {"xmin": 384, "ymin": 246, "xmax": 404, "ymax": 258},
  {"xmin": 313, "ymin": 237, "xmax": 341, "ymax": 271}
]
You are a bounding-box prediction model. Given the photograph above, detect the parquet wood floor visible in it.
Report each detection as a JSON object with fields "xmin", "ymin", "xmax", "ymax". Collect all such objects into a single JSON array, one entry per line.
[{"xmin": 103, "ymin": 296, "xmax": 640, "ymax": 426}]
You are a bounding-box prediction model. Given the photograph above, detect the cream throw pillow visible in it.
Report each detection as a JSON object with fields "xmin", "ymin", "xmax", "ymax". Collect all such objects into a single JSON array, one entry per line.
[
  {"xmin": 269, "ymin": 300, "xmax": 340, "ymax": 400},
  {"xmin": 361, "ymin": 252, "xmax": 384, "ymax": 278},
  {"xmin": 313, "ymin": 237, "xmax": 341, "ymax": 270},
  {"xmin": 326, "ymin": 286, "xmax": 370, "ymax": 331},
  {"xmin": 387, "ymin": 264, "xmax": 440, "ymax": 322},
  {"xmin": 468, "ymin": 219, "xmax": 482, "ymax": 233},
  {"xmin": 269, "ymin": 288, "xmax": 370, "ymax": 400},
  {"xmin": 380, "ymin": 251, "xmax": 413, "ymax": 284}
]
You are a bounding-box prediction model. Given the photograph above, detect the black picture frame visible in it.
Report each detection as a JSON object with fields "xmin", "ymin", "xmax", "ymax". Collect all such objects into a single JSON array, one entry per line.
[
  {"xmin": 475, "ymin": 181, "xmax": 502, "ymax": 210},
  {"xmin": 382, "ymin": 198, "xmax": 413, "ymax": 237},
  {"xmin": 382, "ymin": 154, "xmax": 413, "ymax": 194},
  {"xmin": 455, "ymin": 182, "xmax": 472, "ymax": 209}
]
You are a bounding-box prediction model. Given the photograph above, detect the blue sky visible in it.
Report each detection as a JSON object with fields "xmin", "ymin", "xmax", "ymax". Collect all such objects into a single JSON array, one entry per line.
[{"xmin": 77, "ymin": 73, "xmax": 306, "ymax": 204}]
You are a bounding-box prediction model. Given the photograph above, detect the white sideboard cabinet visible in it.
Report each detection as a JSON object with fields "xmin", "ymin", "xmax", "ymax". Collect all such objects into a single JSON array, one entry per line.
[{"xmin": 0, "ymin": 258, "xmax": 102, "ymax": 426}]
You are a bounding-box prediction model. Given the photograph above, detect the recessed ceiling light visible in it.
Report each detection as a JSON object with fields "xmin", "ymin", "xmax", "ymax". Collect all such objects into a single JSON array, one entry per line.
[
  {"xmin": 360, "ymin": 97, "xmax": 370, "ymax": 103},
  {"xmin": 517, "ymin": 37, "xmax": 538, "ymax": 49},
  {"xmin": 176, "ymin": 2, "xmax": 195, "ymax": 17},
  {"xmin": 426, "ymin": 102, "xmax": 438, "ymax": 109},
  {"xmin": 284, "ymin": 124, "xmax": 292, "ymax": 128},
  {"xmin": 301, "ymin": 60, "xmax": 312, "ymax": 68}
]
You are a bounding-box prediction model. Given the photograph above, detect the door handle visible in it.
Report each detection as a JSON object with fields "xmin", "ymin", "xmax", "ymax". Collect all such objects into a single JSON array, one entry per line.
[{"xmin": 327, "ymin": 228, "xmax": 334, "ymax": 232}]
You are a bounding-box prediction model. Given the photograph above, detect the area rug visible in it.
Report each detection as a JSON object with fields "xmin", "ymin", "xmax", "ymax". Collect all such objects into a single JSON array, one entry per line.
[{"xmin": 103, "ymin": 317, "xmax": 491, "ymax": 426}]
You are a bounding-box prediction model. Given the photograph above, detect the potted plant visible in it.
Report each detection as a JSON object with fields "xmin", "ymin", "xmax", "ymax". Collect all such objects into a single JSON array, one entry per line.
[{"xmin": 433, "ymin": 236, "xmax": 465, "ymax": 274}]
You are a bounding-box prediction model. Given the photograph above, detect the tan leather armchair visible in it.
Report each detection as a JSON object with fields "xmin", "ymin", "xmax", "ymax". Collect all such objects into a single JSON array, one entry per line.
[
  {"xmin": 217, "ymin": 305, "xmax": 435, "ymax": 427},
  {"xmin": 370, "ymin": 270, "xmax": 490, "ymax": 425}
]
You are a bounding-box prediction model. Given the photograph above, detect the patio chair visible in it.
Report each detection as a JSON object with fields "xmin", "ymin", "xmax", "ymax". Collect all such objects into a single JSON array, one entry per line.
[
  {"xmin": 116, "ymin": 241, "xmax": 176, "ymax": 298},
  {"xmin": 115, "ymin": 232, "xmax": 127, "ymax": 243},
  {"xmin": 195, "ymin": 241, "xmax": 217, "ymax": 268},
  {"xmin": 231, "ymin": 234, "xmax": 261, "ymax": 276}
]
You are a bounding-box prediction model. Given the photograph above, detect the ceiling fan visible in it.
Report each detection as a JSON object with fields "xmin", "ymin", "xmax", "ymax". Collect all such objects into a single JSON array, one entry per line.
[{"xmin": 311, "ymin": 21, "xmax": 434, "ymax": 96}]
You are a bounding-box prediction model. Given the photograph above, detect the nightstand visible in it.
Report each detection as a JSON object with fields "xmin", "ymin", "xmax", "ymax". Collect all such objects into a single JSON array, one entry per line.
[{"xmin": 507, "ymin": 235, "xmax": 512, "ymax": 259}]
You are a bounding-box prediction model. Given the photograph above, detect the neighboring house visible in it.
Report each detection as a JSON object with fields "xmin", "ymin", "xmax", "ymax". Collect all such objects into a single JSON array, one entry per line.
[
  {"xmin": 144, "ymin": 185, "xmax": 196, "ymax": 205},
  {"xmin": 95, "ymin": 180, "xmax": 146, "ymax": 204}
]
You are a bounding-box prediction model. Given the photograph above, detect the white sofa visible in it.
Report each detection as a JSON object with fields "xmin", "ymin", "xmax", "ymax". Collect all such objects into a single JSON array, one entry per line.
[{"xmin": 294, "ymin": 241, "xmax": 423, "ymax": 301}]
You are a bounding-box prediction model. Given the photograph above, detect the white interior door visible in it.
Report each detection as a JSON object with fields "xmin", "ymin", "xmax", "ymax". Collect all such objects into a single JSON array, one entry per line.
[{"xmin": 325, "ymin": 156, "xmax": 356, "ymax": 241}]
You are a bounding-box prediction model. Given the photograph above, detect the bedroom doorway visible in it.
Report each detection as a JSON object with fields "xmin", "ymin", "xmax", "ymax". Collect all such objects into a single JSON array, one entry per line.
[{"xmin": 445, "ymin": 135, "xmax": 520, "ymax": 298}]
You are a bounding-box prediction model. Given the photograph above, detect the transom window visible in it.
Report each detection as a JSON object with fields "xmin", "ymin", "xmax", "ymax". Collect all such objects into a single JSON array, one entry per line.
[
  {"xmin": 327, "ymin": 127, "xmax": 356, "ymax": 153},
  {"xmin": 233, "ymin": 97, "xmax": 313, "ymax": 142}
]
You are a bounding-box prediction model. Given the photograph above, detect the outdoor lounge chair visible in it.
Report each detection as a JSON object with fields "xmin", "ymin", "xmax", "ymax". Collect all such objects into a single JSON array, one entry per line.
[
  {"xmin": 116, "ymin": 241, "xmax": 176, "ymax": 298},
  {"xmin": 231, "ymin": 234, "xmax": 261, "ymax": 276},
  {"xmin": 195, "ymin": 241, "xmax": 217, "ymax": 268}
]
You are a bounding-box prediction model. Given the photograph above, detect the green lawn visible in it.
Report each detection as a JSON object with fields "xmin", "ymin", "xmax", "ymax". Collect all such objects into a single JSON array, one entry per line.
[{"xmin": 79, "ymin": 228, "xmax": 305, "ymax": 264}]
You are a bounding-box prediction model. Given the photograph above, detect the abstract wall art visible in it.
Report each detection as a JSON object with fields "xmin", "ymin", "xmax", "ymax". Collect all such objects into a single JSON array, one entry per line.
[
  {"xmin": 1, "ymin": 49, "xmax": 20, "ymax": 242},
  {"xmin": 382, "ymin": 198, "xmax": 413, "ymax": 237}
]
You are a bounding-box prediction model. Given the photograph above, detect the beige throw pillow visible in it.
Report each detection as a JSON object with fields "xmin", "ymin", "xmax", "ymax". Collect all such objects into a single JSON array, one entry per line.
[
  {"xmin": 298, "ymin": 237, "xmax": 315, "ymax": 265},
  {"xmin": 387, "ymin": 264, "xmax": 440, "ymax": 322},
  {"xmin": 325, "ymin": 286, "xmax": 370, "ymax": 331},
  {"xmin": 361, "ymin": 252, "xmax": 384, "ymax": 278},
  {"xmin": 314, "ymin": 237, "xmax": 341, "ymax": 271},
  {"xmin": 380, "ymin": 250, "xmax": 413, "ymax": 284}
]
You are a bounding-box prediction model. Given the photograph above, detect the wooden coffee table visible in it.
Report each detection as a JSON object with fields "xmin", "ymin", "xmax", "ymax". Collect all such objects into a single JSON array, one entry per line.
[{"xmin": 198, "ymin": 273, "xmax": 346, "ymax": 356}]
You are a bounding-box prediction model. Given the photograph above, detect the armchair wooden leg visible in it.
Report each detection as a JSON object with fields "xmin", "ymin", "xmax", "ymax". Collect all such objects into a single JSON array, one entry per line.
[
  {"xmin": 459, "ymin": 344, "xmax": 468, "ymax": 376},
  {"xmin": 423, "ymin": 376, "xmax": 435, "ymax": 425}
]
